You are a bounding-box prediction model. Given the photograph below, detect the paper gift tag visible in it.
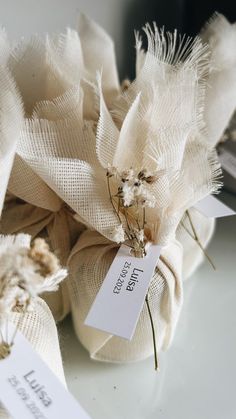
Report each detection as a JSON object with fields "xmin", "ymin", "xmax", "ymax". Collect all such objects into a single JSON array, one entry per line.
[
  {"xmin": 194, "ymin": 195, "xmax": 235, "ymax": 218},
  {"xmin": 85, "ymin": 244, "xmax": 162, "ymax": 340},
  {"xmin": 0, "ymin": 325, "xmax": 90, "ymax": 419}
]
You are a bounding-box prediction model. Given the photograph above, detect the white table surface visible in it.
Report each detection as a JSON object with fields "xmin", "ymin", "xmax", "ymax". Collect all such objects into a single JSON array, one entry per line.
[{"xmin": 59, "ymin": 192, "xmax": 236, "ymax": 419}]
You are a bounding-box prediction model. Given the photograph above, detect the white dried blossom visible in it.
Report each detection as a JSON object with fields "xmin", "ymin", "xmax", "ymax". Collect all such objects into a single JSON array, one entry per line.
[
  {"xmin": 120, "ymin": 169, "xmax": 135, "ymax": 182},
  {"xmin": 134, "ymin": 185, "xmax": 156, "ymax": 208},
  {"xmin": 122, "ymin": 182, "xmax": 135, "ymax": 207},
  {"xmin": 110, "ymin": 224, "xmax": 125, "ymax": 243},
  {"xmin": 134, "ymin": 228, "xmax": 145, "ymax": 242},
  {"xmin": 0, "ymin": 235, "xmax": 67, "ymax": 317}
]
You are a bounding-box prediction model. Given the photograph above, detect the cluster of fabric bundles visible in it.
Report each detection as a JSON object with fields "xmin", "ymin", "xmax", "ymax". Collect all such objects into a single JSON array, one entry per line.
[{"xmin": 0, "ymin": 13, "xmax": 236, "ymax": 392}]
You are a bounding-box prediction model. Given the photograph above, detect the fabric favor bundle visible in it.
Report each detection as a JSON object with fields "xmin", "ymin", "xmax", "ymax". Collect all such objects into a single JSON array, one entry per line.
[
  {"xmin": 8, "ymin": 19, "xmax": 221, "ymax": 362},
  {"xmin": 0, "ymin": 299, "xmax": 66, "ymax": 418},
  {"xmin": 0, "ymin": 13, "xmax": 235, "ymax": 365},
  {"xmin": 0, "ymin": 233, "xmax": 67, "ymax": 418}
]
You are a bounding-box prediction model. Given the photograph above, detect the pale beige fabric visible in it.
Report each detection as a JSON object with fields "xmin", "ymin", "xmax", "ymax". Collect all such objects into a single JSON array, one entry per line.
[
  {"xmin": 0, "ymin": 15, "xmax": 223, "ymax": 367},
  {"xmin": 0, "ymin": 66, "xmax": 23, "ymax": 217},
  {"xmin": 0, "ymin": 15, "xmax": 120, "ymax": 320},
  {"xmin": 0, "ymin": 194, "xmax": 84, "ymax": 320},
  {"xmin": 0, "ymin": 298, "xmax": 66, "ymax": 418},
  {"xmin": 14, "ymin": 39, "xmax": 221, "ymax": 249},
  {"xmin": 68, "ymin": 230, "xmax": 183, "ymax": 362}
]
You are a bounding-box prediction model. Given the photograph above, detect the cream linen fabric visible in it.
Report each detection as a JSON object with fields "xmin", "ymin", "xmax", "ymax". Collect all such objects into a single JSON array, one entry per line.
[
  {"xmin": 0, "ymin": 298, "xmax": 66, "ymax": 418},
  {"xmin": 0, "ymin": 193, "xmax": 84, "ymax": 320},
  {"xmin": 0, "ymin": 63, "xmax": 23, "ymax": 217},
  {"xmin": 0, "ymin": 15, "xmax": 119, "ymax": 320},
  {"xmin": 68, "ymin": 230, "xmax": 183, "ymax": 362},
  {"xmin": 0, "ymin": 14, "xmax": 224, "ymax": 367}
]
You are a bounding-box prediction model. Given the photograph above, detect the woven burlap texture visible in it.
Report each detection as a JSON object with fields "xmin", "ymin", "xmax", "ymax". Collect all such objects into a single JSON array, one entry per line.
[
  {"xmin": 0, "ymin": 15, "xmax": 117, "ymax": 319},
  {"xmin": 0, "ymin": 13, "xmax": 229, "ymax": 367},
  {"xmin": 68, "ymin": 230, "xmax": 183, "ymax": 362}
]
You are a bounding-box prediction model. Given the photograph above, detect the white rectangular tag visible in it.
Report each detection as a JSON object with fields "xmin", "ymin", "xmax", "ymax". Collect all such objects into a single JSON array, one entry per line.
[
  {"xmin": 194, "ymin": 195, "xmax": 235, "ymax": 218},
  {"xmin": 219, "ymin": 148, "xmax": 236, "ymax": 179},
  {"xmin": 0, "ymin": 326, "xmax": 90, "ymax": 419},
  {"xmin": 85, "ymin": 244, "xmax": 162, "ymax": 340}
]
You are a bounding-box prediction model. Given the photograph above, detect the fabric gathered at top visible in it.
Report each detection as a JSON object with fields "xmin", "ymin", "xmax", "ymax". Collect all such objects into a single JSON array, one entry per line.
[{"xmin": 0, "ymin": 13, "xmax": 235, "ymax": 366}]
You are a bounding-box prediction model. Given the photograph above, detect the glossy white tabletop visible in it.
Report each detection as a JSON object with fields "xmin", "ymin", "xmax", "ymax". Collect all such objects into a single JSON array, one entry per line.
[{"xmin": 60, "ymin": 192, "xmax": 236, "ymax": 419}]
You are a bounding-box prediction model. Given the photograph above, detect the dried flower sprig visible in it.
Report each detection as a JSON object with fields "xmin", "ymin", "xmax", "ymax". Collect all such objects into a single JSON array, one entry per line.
[
  {"xmin": 107, "ymin": 167, "xmax": 158, "ymax": 258},
  {"xmin": 145, "ymin": 292, "xmax": 159, "ymax": 371},
  {"xmin": 0, "ymin": 234, "xmax": 67, "ymax": 359},
  {"xmin": 181, "ymin": 211, "xmax": 216, "ymax": 270}
]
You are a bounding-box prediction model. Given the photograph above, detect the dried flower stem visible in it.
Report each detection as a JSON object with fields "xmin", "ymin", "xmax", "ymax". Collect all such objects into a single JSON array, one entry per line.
[
  {"xmin": 0, "ymin": 306, "xmax": 28, "ymax": 360},
  {"xmin": 10, "ymin": 307, "xmax": 27, "ymax": 346},
  {"xmin": 0, "ymin": 327, "xmax": 4, "ymax": 343},
  {"xmin": 145, "ymin": 292, "xmax": 159, "ymax": 371},
  {"xmin": 107, "ymin": 168, "xmax": 157, "ymax": 257},
  {"xmin": 143, "ymin": 207, "xmax": 146, "ymax": 230},
  {"xmin": 182, "ymin": 211, "xmax": 216, "ymax": 270},
  {"xmin": 0, "ymin": 318, "xmax": 11, "ymax": 360},
  {"xmin": 0, "ymin": 341, "xmax": 11, "ymax": 360},
  {"xmin": 106, "ymin": 176, "xmax": 122, "ymax": 224}
]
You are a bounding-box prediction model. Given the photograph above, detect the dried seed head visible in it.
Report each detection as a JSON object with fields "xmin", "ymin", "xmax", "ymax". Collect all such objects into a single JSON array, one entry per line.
[
  {"xmin": 0, "ymin": 235, "xmax": 67, "ymax": 318},
  {"xmin": 134, "ymin": 180, "xmax": 142, "ymax": 187},
  {"xmin": 138, "ymin": 170, "xmax": 148, "ymax": 180},
  {"xmin": 106, "ymin": 166, "xmax": 117, "ymax": 177},
  {"xmin": 28, "ymin": 238, "xmax": 60, "ymax": 277},
  {"xmin": 145, "ymin": 174, "xmax": 158, "ymax": 184},
  {"xmin": 120, "ymin": 169, "xmax": 134, "ymax": 182}
]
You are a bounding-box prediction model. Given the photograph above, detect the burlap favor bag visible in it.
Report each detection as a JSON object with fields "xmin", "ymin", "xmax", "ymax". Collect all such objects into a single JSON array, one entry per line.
[
  {"xmin": 68, "ymin": 230, "xmax": 183, "ymax": 362},
  {"xmin": 0, "ymin": 14, "xmax": 120, "ymax": 320},
  {"xmin": 10, "ymin": 21, "xmax": 221, "ymax": 366},
  {"xmin": 0, "ymin": 193, "xmax": 84, "ymax": 320}
]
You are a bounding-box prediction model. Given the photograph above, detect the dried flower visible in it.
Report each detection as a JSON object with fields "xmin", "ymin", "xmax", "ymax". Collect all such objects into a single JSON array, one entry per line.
[
  {"xmin": 137, "ymin": 170, "xmax": 158, "ymax": 184},
  {"xmin": 110, "ymin": 225, "xmax": 125, "ymax": 243},
  {"xmin": 135, "ymin": 186, "xmax": 156, "ymax": 208},
  {"xmin": 120, "ymin": 169, "xmax": 134, "ymax": 182},
  {"xmin": 134, "ymin": 229, "xmax": 144, "ymax": 242},
  {"xmin": 0, "ymin": 235, "xmax": 67, "ymax": 317},
  {"xmin": 145, "ymin": 174, "xmax": 158, "ymax": 184},
  {"xmin": 0, "ymin": 342, "xmax": 11, "ymax": 360},
  {"xmin": 0, "ymin": 234, "xmax": 67, "ymax": 359},
  {"xmin": 122, "ymin": 183, "xmax": 135, "ymax": 207},
  {"xmin": 105, "ymin": 167, "xmax": 158, "ymax": 257},
  {"xmin": 106, "ymin": 165, "xmax": 117, "ymax": 178}
]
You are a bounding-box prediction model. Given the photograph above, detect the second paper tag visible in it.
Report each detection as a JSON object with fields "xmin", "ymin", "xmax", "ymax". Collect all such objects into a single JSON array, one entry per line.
[{"xmin": 85, "ymin": 244, "xmax": 162, "ymax": 340}]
